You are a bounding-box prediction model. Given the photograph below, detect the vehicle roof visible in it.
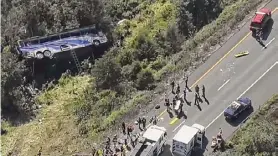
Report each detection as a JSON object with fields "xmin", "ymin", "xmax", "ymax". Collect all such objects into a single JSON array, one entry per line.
[
  {"xmin": 191, "ymin": 123, "xmax": 205, "ymax": 133},
  {"xmin": 237, "ymin": 97, "xmax": 250, "ymax": 105},
  {"xmin": 173, "ymin": 125, "xmax": 198, "ymax": 144},
  {"xmin": 252, "ymin": 13, "xmax": 265, "ymax": 23},
  {"xmin": 225, "ymin": 101, "xmax": 242, "ymax": 115},
  {"xmin": 143, "ymin": 125, "xmax": 166, "ymax": 142},
  {"xmin": 252, "ymin": 8, "xmax": 270, "ymax": 23}
]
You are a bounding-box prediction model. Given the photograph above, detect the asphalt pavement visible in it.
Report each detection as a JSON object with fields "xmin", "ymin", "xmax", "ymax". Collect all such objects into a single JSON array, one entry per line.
[
  {"xmin": 123, "ymin": 2, "xmax": 278, "ymax": 156},
  {"xmin": 151, "ymin": 4, "xmax": 278, "ymax": 156}
]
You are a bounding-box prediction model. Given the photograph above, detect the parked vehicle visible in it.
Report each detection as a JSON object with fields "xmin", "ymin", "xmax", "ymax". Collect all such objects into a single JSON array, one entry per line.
[
  {"xmin": 224, "ymin": 97, "xmax": 252, "ymax": 120},
  {"xmin": 172, "ymin": 123, "xmax": 205, "ymax": 156},
  {"xmin": 129, "ymin": 125, "xmax": 167, "ymax": 156},
  {"xmin": 250, "ymin": 8, "xmax": 272, "ymax": 37}
]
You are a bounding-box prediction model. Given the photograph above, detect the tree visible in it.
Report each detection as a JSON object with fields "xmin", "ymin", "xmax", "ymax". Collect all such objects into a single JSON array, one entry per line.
[
  {"xmin": 92, "ymin": 52, "xmax": 122, "ymax": 90},
  {"xmin": 1, "ymin": 48, "xmax": 35, "ymax": 124},
  {"xmin": 1, "ymin": 0, "xmax": 108, "ymax": 44},
  {"xmin": 136, "ymin": 68, "xmax": 155, "ymax": 90},
  {"xmin": 176, "ymin": 0, "xmax": 195, "ymax": 37}
]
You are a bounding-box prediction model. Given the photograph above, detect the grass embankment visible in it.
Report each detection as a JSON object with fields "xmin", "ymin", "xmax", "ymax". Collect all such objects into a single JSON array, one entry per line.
[
  {"xmin": 221, "ymin": 94, "xmax": 278, "ymax": 156},
  {"xmin": 2, "ymin": 76, "xmax": 94, "ymax": 156},
  {"xmin": 1, "ymin": 0, "xmax": 269, "ymax": 155}
]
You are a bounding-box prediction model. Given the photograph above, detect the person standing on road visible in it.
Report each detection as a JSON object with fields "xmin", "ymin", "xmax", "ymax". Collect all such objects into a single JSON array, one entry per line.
[
  {"xmin": 138, "ymin": 117, "xmax": 142, "ymax": 130},
  {"xmin": 183, "ymin": 88, "xmax": 187, "ymax": 101},
  {"xmin": 142, "ymin": 116, "xmax": 147, "ymax": 130},
  {"xmin": 176, "ymin": 84, "xmax": 180, "ymax": 95},
  {"xmin": 165, "ymin": 99, "xmax": 171, "ymax": 112},
  {"xmin": 153, "ymin": 115, "xmax": 158, "ymax": 125},
  {"xmin": 195, "ymin": 85, "xmax": 200, "ymax": 95},
  {"xmin": 202, "ymin": 85, "xmax": 206, "ymax": 98},
  {"xmin": 171, "ymin": 81, "xmax": 175, "ymax": 94},
  {"xmin": 184, "ymin": 75, "xmax": 189, "ymax": 88},
  {"xmin": 122, "ymin": 122, "xmax": 126, "ymax": 134}
]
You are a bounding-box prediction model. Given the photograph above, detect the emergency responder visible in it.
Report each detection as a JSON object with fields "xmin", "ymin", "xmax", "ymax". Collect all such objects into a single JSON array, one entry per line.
[
  {"xmin": 184, "ymin": 75, "xmax": 188, "ymax": 88},
  {"xmin": 113, "ymin": 135, "xmax": 117, "ymax": 145},
  {"xmin": 170, "ymin": 81, "xmax": 175, "ymax": 94},
  {"xmin": 175, "ymin": 94, "xmax": 179, "ymax": 100},
  {"xmin": 176, "ymin": 84, "xmax": 180, "ymax": 95},
  {"xmin": 142, "ymin": 116, "xmax": 147, "ymax": 130},
  {"xmin": 195, "ymin": 85, "xmax": 200, "ymax": 95},
  {"xmin": 179, "ymin": 101, "xmax": 183, "ymax": 113},
  {"xmin": 202, "ymin": 85, "xmax": 206, "ymax": 97},
  {"xmin": 138, "ymin": 117, "xmax": 142, "ymax": 130},
  {"xmin": 127, "ymin": 125, "xmax": 132, "ymax": 136},
  {"xmin": 106, "ymin": 137, "xmax": 111, "ymax": 145},
  {"xmin": 153, "ymin": 115, "xmax": 158, "ymax": 125},
  {"xmin": 165, "ymin": 99, "xmax": 170, "ymax": 112},
  {"xmin": 122, "ymin": 122, "xmax": 126, "ymax": 134}
]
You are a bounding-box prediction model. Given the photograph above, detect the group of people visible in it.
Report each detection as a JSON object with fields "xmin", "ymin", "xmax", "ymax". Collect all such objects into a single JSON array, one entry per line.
[
  {"xmin": 164, "ymin": 75, "xmax": 207, "ymax": 114},
  {"xmin": 93, "ymin": 75, "xmax": 208, "ymax": 156}
]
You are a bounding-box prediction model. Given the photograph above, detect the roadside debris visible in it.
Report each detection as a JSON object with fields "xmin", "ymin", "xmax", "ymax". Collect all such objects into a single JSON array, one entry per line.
[{"xmin": 235, "ymin": 51, "xmax": 249, "ymax": 58}]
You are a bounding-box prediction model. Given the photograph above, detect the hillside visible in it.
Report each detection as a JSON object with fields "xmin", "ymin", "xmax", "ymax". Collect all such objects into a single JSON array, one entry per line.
[
  {"xmin": 211, "ymin": 94, "xmax": 278, "ymax": 156},
  {"xmin": 1, "ymin": 0, "xmax": 270, "ymax": 155}
]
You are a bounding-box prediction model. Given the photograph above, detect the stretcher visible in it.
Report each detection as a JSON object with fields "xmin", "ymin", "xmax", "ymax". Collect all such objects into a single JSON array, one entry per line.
[{"xmin": 174, "ymin": 100, "xmax": 182, "ymax": 114}]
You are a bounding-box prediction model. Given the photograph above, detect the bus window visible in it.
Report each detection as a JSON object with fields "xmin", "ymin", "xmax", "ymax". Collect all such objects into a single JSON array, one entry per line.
[
  {"xmin": 49, "ymin": 35, "xmax": 60, "ymax": 41},
  {"xmin": 89, "ymin": 28, "xmax": 97, "ymax": 34},
  {"xmin": 40, "ymin": 37, "xmax": 50, "ymax": 43},
  {"xmin": 80, "ymin": 28, "xmax": 90, "ymax": 35},
  {"xmin": 70, "ymin": 31, "xmax": 80, "ymax": 37},
  {"xmin": 30, "ymin": 39, "xmax": 39, "ymax": 45},
  {"xmin": 60, "ymin": 33, "xmax": 71, "ymax": 39}
]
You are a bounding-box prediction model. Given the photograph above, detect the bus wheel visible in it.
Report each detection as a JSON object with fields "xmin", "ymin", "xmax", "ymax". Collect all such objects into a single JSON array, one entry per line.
[
  {"xmin": 43, "ymin": 50, "xmax": 52, "ymax": 58},
  {"xmin": 36, "ymin": 52, "xmax": 44, "ymax": 59}
]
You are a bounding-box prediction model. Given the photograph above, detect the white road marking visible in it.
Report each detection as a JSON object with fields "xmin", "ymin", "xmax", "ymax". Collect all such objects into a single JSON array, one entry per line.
[
  {"xmin": 262, "ymin": 37, "xmax": 276, "ymax": 50},
  {"xmin": 205, "ymin": 61, "xmax": 278, "ymax": 129},
  {"xmin": 173, "ymin": 120, "xmax": 186, "ymax": 132},
  {"xmin": 217, "ymin": 79, "xmax": 230, "ymax": 91}
]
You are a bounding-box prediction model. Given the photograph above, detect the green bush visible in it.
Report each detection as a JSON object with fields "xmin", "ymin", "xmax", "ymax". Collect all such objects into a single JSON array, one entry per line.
[
  {"xmin": 136, "ymin": 68, "xmax": 155, "ymax": 90},
  {"xmin": 121, "ymin": 61, "xmax": 142, "ymax": 81}
]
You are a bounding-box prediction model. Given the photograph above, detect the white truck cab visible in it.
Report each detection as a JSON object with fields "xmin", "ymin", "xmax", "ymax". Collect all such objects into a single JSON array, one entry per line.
[
  {"xmin": 172, "ymin": 124, "xmax": 205, "ymax": 156},
  {"xmin": 130, "ymin": 125, "xmax": 167, "ymax": 156}
]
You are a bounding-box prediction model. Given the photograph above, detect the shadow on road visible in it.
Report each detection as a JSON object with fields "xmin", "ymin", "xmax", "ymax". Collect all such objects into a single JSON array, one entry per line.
[
  {"xmin": 203, "ymin": 96, "xmax": 210, "ymax": 105},
  {"xmin": 191, "ymin": 136, "xmax": 209, "ymax": 156},
  {"xmin": 167, "ymin": 110, "xmax": 174, "ymax": 118},
  {"xmin": 225, "ymin": 106, "xmax": 254, "ymax": 127},
  {"xmin": 161, "ymin": 144, "xmax": 172, "ymax": 156},
  {"xmin": 177, "ymin": 110, "xmax": 187, "ymax": 120},
  {"xmin": 261, "ymin": 18, "xmax": 274, "ymax": 41}
]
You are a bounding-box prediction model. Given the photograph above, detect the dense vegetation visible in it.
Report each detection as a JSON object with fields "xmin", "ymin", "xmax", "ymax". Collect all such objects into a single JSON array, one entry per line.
[
  {"xmin": 211, "ymin": 94, "xmax": 278, "ymax": 156},
  {"xmin": 1, "ymin": 0, "xmax": 268, "ymax": 155}
]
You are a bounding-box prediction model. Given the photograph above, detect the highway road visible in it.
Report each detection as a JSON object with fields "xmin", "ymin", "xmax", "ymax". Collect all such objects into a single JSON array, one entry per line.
[{"xmin": 141, "ymin": 3, "xmax": 278, "ymax": 156}]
